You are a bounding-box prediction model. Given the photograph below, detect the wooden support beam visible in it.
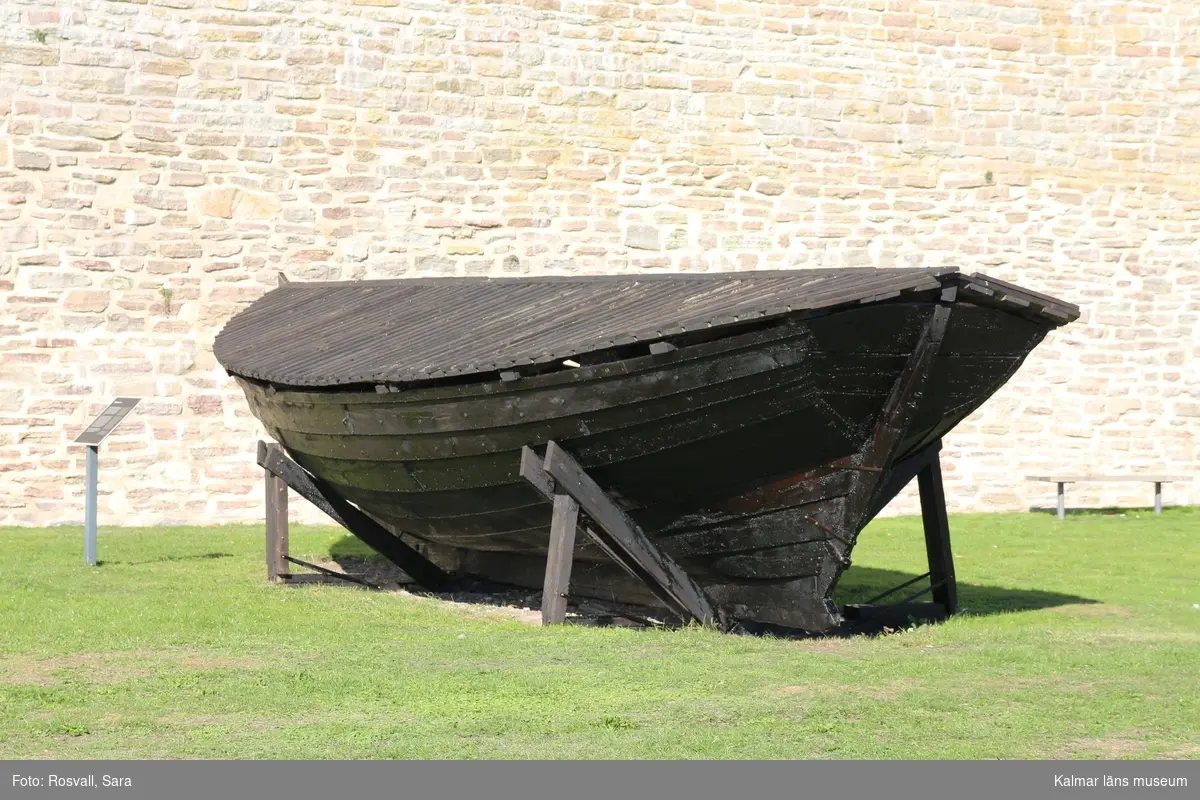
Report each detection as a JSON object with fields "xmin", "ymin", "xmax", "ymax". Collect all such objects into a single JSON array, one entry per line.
[
  {"xmin": 917, "ymin": 454, "xmax": 957, "ymax": 615},
  {"xmin": 265, "ymin": 458, "xmax": 289, "ymax": 582},
  {"xmin": 257, "ymin": 441, "xmax": 454, "ymax": 591},
  {"xmin": 846, "ymin": 289, "xmax": 955, "ymax": 526},
  {"xmin": 523, "ymin": 446, "xmax": 654, "ymax": 609},
  {"xmin": 534, "ymin": 442, "xmax": 720, "ymax": 629},
  {"xmin": 519, "ymin": 446, "xmax": 554, "ymax": 499},
  {"xmin": 864, "ymin": 438, "xmax": 944, "ymax": 523},
  {"xmin": 541, "ymin": 493, "xmax": 580, "ymax": 625}
]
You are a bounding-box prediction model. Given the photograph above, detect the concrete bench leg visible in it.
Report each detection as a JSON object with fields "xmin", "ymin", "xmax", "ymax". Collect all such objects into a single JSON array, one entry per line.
[
  {"xmin": 1057, "ymin": 482, "xmax": 1065, "ymax": 521},
  {"xmin": 1155, "ymin": 482, "xmax": 1163, "ymax": 515}
]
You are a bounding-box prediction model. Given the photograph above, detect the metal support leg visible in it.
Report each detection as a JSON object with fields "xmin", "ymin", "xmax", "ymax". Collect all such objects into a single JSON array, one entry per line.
[
  {"xmin": 1057, "ymin": 482, "xmax": 1065, "ymax": 521},
  {"xmin": 84, "ymin": 445, "xmax": 98, "ymax": 567},
  {"xmin": 1154, "ymin": 482, "xmax": 1163, "ymax": 515}
]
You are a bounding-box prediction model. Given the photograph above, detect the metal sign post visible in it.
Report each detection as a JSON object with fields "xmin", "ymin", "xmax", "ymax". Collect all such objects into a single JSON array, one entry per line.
[{"xmin": 73, "ymin": 397, "xmax": 141, "ymax": 566}]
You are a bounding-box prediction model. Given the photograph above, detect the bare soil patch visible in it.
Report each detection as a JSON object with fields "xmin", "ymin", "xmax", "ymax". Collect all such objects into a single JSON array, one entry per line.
[
  {"xmin": 1052, "ymin": 732, "xmax": 1152, "ymax": 759},
  {"xmin": 305, "ymin": 556, "xmax": 675, "ymax": 629},
  {"xmin": 0, "ymin": 650, "xmax": 272, "ymax": 687}
]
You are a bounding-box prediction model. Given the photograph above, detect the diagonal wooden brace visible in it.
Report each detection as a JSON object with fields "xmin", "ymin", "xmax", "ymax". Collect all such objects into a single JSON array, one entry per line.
[
  {"xmin": 837, "ymin": 292, "xmax": 960, "ymax": 621},
  {"xmin": 521, "ymin": 443, "xmax": 720, "ymax": 629},
  {"xmin": 847, "ymin": 288, "xmax": 955, "ymax": 526},
  {"xmin": 864, "ymin": 438, "xmax": 944, "ymax": 524},
  {"xmin": 257, "ymin": 441, "xmax": 454, "ymax": 591}
]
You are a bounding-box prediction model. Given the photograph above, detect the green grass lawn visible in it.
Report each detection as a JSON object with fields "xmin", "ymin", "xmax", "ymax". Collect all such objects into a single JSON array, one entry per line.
[{"xmin": 1, "ymin": 508, "xmax": 1197, "ymax": 759}]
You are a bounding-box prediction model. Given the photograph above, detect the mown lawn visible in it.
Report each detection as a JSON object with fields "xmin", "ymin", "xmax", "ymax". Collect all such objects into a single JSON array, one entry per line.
[{"xmin": 0, "ymin": 508, "xmax": 1197, "ymax": 759}]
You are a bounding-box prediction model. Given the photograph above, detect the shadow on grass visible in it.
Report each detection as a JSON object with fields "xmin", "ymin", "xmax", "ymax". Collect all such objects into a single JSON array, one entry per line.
[
  {"xmin": 739, "ymin": 566, "xmax": 1102, "ymax": 639},
  {"xmin": 1029, "ymin": 505, "xmax": 1177, "ymax": 517},
  {"xmin": 329, "ymin": 536, "xmax": 378, "ymax": 561},
  {"xmin": 835, "ymin": 565, "xmax": 1098, "ymax": 616},
  {"xmin": 327, "ymin": 534, "xmax": 1099, "ymax": 638},
  {"xmin": 106, "ymin": 552, "xmax": 235, "ymax": 566}
]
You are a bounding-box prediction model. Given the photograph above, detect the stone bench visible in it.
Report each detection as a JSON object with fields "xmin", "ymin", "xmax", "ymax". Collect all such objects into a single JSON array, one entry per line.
[{"xmin": 1024, "ymin": 475, "xmax": 1191, "ymax": 520}]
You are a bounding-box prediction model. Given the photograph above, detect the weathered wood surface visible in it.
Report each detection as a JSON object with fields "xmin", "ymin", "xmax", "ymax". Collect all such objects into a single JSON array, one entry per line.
[
  {"xmin": 234, "ymin": 290, "xmax": 1065, "ymax": 632},
  {"xmin": 215, "ymin": 269, "xmax": 971, "ymax": 389},
  {"xmin": 280, "ymin": 373, "xmax": 824, "ymax": 492},
  {"xmin": 518, "ymin": 446, "xmax": 555, "ymax": 498},
  {"xmin": 256, "ymin": 441, "xmax": 453, "ymax": 591},
  {"xmin": 658, "ymin": 500, "xmax": 844, "ymax": 559},
  {"xmin": 526, "ymin": 443, "xmax": 719, "ymax": 628},
  {"xmin": 264, "ymin": 452, "xmax": 288, "ymax": 582},
  {"xmin": 865, "ymin": 438, "xmax": 943, "ymax": 523},
  {"xmin": 705, "ymin": 573, "xmax": 840, "ymax": 632},
  {"xmin": 541, "ymin": 493, "xmax": 580, "ymax": 625},
  {"xmin": 845, "ymin": 291, "xmax": 954, "ymax": 528},
  {"xmin": 704, "ymin": 540, "xmax": 838, "ymax": 580},
  {"xmin": 242, "ymin": 323, "xmax": 820, "ymax": 434}
]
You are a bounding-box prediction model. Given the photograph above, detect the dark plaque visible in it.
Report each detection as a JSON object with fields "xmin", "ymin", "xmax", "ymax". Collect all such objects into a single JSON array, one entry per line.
[{"xmin": 74, "ymin": 397, "xmax": 142, "ymax": 446}]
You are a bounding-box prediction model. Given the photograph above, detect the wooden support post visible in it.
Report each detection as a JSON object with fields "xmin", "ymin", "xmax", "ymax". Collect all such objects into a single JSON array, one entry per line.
[
  {"xmin": 523, "ymin": 442, "xmax": 720, "ymax": 629},
  {"xmin": 541, "ymin": 493, "xmax": 580, "ymax": 625},
  {"xmin": 257, "ymin": 441, "xmax": 454, "ymax": 591},
  {"xmin": 265, "ymin": 454, "xmax": 289, "ymax": 581},
  {"xmin": 917, "ymin": 454, "xmax": 957, "ymax": 615}
]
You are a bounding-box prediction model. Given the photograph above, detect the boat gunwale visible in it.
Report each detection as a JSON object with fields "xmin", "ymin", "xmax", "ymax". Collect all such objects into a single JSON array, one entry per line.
[
  {"xmin": 215, "ymin": 271, "xmax": 954, "ymax": 389},
  {"xmin": 215, "ymin": 269, "xmax": 1080, "ymax": 393},
  {"xmin": 232, "ymin": 290, "xmax": 1005, "ymax": 409},
  {"xmin": 237, "ymin": 310, "xmax": 826, "ymax": 407}
]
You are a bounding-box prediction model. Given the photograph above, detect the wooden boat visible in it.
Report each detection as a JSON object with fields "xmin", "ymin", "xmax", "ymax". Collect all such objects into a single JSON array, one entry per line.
[{"xmin": 214, "ymin": 268, "xmax": 1079, "ymax": 632}]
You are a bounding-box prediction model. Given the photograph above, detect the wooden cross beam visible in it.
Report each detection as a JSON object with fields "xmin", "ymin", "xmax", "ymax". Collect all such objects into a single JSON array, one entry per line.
[
  {"xmin": 257, "ymin": 441, "xmax": 454, "ymax": 591},
  {"xmin": 520, "ymin": 444, "xmax": 720, "ymax": 629}
]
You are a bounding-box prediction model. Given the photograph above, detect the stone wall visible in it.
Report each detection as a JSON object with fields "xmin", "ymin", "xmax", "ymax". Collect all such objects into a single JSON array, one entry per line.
[{"xmin": 1, "ymin": 0, "xmax": 1196, "ymax": 527}]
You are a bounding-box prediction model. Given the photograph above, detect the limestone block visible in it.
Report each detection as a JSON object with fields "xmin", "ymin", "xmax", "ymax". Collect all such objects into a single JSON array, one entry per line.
[{"xmin": 199, "ymin": 187, "xmax": 281, "ymax": 220}]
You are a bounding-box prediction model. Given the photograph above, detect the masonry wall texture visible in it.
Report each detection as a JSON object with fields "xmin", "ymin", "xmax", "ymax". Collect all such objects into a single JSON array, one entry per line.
[{"xmin": 1, "ymin": 0, "xmax": 1197, "ymax": 528}]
